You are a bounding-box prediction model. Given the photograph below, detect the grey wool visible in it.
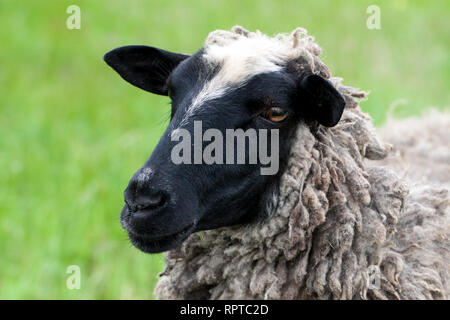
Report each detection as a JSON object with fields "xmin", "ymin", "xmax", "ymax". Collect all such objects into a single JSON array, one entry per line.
[
  {"xmin": 375, "ymin": 110, "xmax": 450, "ymax": 189},
  {"xmin": 154, "ymin": 27, "xmax": 450, "ymax": 300}
]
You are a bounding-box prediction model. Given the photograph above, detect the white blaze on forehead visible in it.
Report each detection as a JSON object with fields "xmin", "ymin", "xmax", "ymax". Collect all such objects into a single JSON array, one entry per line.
[{"xmin": 178, "ymin": 34, "xmax": 304, "ymax": 127}]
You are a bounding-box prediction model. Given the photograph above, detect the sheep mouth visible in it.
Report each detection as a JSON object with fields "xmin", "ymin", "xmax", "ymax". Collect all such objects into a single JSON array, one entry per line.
[{"xmin": 127, "ymin": 223, "xmax": 196, "ymax": 253}]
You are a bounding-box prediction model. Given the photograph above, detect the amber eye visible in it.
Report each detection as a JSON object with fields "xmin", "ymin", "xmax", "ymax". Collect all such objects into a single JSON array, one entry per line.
[{"xmin": 262, "ymin": 107, "xmax": 288, "ymax": 123}]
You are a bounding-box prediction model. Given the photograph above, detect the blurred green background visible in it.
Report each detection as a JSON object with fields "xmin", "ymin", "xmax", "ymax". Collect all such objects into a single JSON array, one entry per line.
[{"xmin": 0, "ymin": 0, "xmax": 448, "ymax": 299}]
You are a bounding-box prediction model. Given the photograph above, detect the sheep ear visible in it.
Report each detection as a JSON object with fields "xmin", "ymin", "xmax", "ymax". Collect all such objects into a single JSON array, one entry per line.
[
  {"xmin": 298, "ymin": 74, "xmax": 346, "ymax": 127},
  {"xmin": 104, "ymin": 45, "xmax": 189, "ymax": 95}
]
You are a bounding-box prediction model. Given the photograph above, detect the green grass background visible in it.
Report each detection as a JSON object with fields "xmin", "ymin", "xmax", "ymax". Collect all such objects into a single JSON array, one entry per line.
[{"xmin": 0, "ymin": 0, "xmax": 448, "ymax": 299}]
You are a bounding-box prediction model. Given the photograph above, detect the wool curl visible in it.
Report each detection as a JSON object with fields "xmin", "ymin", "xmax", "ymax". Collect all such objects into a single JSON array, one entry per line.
[{"xmin": 154, "ymin": 27, "xmax": 449, "ymax": 300}]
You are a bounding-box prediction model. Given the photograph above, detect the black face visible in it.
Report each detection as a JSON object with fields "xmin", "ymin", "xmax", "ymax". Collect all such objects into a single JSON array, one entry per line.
[{"xmin": 104, "ymin": 45, "xmax": 345, "ymax": 253}]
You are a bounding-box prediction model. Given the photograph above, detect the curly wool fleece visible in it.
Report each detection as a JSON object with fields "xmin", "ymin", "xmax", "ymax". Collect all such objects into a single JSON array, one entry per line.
[
  {"xmin": 154, "ymin": 27, "xmax": 450, "ymax": 300},
  {"xmin": 375, "ymin": 110, "xmax": 450, "ymax": 189}
]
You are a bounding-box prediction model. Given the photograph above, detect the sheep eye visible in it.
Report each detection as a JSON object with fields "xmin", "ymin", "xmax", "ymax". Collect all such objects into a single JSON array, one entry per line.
[{"xmin": 262, "ymin": 107, "xmax": 288, "ymax": 123}]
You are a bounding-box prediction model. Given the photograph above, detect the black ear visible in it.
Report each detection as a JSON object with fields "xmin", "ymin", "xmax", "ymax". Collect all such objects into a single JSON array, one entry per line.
[
  {"xmin": 103, "ymin": 45, "xmax": 189, "ymax": 95},
  {"xmin": 298, "ymin": 74, "xmax": 346, "ymax": 127}
]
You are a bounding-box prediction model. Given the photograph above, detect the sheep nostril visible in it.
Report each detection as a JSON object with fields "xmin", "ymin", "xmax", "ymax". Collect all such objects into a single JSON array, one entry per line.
[
  {"xmin": 131, "ymin": 191, "xmax": 167, "ymax": 213},
  {"xmin": 139, "ymin": 192, "xmax": 165, "ymax": 210},
  {"xmin": 124, "ymin": 168, "xmax": 169, "ymax": 214}
]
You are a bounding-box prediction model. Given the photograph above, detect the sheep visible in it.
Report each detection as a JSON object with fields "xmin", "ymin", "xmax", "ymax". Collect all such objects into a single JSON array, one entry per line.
[
  {"xmin": 104, "ymin": 26, "xmax": 449, "ymax": 300},
  {"xmin": 154, "ymin": 114, "xmax": 449, "ymax": 299}
]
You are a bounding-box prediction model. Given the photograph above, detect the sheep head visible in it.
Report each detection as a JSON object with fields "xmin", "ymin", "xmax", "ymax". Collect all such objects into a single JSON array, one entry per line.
[{"xmin": 104, "ymin": 26, "xmax": 347, "ymax": 253}]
